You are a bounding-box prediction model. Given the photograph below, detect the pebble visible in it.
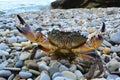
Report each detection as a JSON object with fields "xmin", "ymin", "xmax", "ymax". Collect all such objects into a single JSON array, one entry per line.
[
  {"xmin": 106, "ymin": 58, "xmax": 120, "ymax": 72},
  {"xmin": 61, "ymin": 71, "xmax": 77, "ymax": 80},
  {"xmin": 8, "ymin": 36, "xmax": 17, "ymax": 44},
  {"xmin": 0, "ymin": 50, "xmax": 9, "ymax": 56},
  {"xmin": 74, "ymin": 70, "xmax": 83, "ymax": 79},
  {"xmin": 15, "ymin": 60, "xmax": 24, "ymax": 68},
  {"xmin": 0, "ymin": 77, "xmax": 6, "ymax": 80},
  {"xmin": 19, "ymin": 71, "xmax": 32, "ymax": 79},
  {"xmin": 59, "ymin": 65, "xmax": 69, "ymax": 72},
  {"xmin": 53, "ymin": 76, "xmax": 73, "ymax": 80},
  {"xmin": 102, "ymin": 47, "xmax": 110, "ymax": 54},
  {"xmin": 37, "ymin": 61, "xmax": 50, "ymax": 71},
  {"xmin": 110, "ymin": 45, "xmax": 120, "ymax": 52},
  {"xmin": 103, "ymin": 40, "xmax": 112, "ymax": 47},
  {"xmin": 24, "ymin": 60, "xmax": 39, "ymax": 70},
  {"xmin": 0, "ymin": 70, "xmax": 12, "ymax": 77},
  {"xmin": 19, "ymin": 52, "xmax": 30, "ymax": 60},
  {"xmin": 39, "ymin": 71, "xmax": 50, "ymax": 80},
  {"xmin": 0, "ymin": 43, "xmax": 9, "ymax": 50},
  {"xmin": 35, "ymin": 50, "xmax": 46, "ymax": 59},
  {"xmin": 110, "ymin": 30, "xmax": 120, "ymax": 43},
  {"xmin": 69, "ymin": 64, "xmax": 77, "ymax": 72},
  {"xmin": 52, "ymin": 72, "xmax": 63, "ymax": 80},
  {"xmin": 107, "ymin": 74, "xmax": 120, "ymax": 80}
]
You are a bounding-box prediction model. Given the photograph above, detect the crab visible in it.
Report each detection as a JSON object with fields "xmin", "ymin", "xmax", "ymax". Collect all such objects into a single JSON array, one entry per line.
[{"xmin": 16, "ymin": 15, "xmax": 105, "ymax": 79}]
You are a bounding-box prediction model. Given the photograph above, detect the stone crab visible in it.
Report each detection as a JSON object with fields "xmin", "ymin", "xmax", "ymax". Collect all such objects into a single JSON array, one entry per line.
[{"xmin": 16, "ymin": 15, "xmax": 105, "ymax": 79}]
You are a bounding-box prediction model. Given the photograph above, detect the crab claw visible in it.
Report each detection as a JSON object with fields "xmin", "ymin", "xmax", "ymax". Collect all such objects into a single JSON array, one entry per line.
[
  {"xmin": 89, "ymin": 22, "xmax": 105, "ymax": 49},
  {"xmin": 16, "ymin": 15, "xmax": 43, "ymax": 43}
]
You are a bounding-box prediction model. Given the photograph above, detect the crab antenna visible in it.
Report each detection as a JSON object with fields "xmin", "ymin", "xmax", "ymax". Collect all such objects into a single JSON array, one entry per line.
[
  {"xmin": 17, "ymin": 15, "xmax": 26, "ymax": 25},
  {"xmin": 101, "ymin": 22, "xmax": 105, "ymax": 33}
]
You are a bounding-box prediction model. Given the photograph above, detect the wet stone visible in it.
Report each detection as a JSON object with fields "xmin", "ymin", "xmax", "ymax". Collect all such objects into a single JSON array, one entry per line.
[
  {"xmin": 15, "ymin": 60, "xmax": 24, "ymax": 68},
  {"xmin": 19, "ymin": 71, "xmax": 32, "ymax": 79},
  {"xmin": 0, "ymin": 70, "xmax": 12, "ymax": 77}
]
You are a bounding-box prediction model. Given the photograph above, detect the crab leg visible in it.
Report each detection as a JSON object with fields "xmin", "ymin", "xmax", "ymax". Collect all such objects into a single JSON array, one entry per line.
[{"xmin": 16, "ymin": 15, "xmax": 44, "ymax": 43}]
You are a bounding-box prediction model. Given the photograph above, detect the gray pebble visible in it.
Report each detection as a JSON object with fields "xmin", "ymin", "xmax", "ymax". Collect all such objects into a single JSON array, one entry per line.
[
  {"xmin": 40, "ymin": 71, "xmax": 50, "ymax": 80},
  {"xmin": 8, "ymin": 36, "xmax": 17, "ymax": 44},
  {"xmin": 74, "ymin": 70, "xmax": 83, "ymax": 79},
  {"xmin": 0, "ymin": 70, "xmax": 12, "ymax": 77},
  {"xmin": 69, "ymin": 64, "xmax": 76, "ymax": 72},
  {"xmin": 59, "ymin": 65, "xmax": 69, "ymax": 72},
  {"xmin": 19, "ymin": 52, "xmax": 30, "ymax": 60},
  {"xmin": 52, "ymin": 72, "xmax": 63, "ymax": 80},
  {"xmin": 35, "ymin": 50, "xmax": 46, "ymax": 59},
  {"xmin": 0, "ymin": 77, "xmax": 6, "ymax": 80},
  {"xmin": 111, "ymin": 45, "xmax": 120, "ymax": 52},
  {"xmin": 0, "ymin": 43, "xmax": 9, "ymax": 50},
  {"xmin": 61, "ymin": 71, "xmax": 77, "ymax": 80},
  {"xmin": 19, "ymin": 71, "xmax": 32, "ymax": 79},
  {"xmin": 110, "ymin": 31, "xmax": 120, "ymax": 43},
  {"xmin": 53, "ymin": 76, "xmax": 73, "ymax": 80},
  {"xmin": 38, "ymin": 61, "xmax": 50, "ymax": 71},
  {"xmin": 15, "ymin": 60, "xmax": 24, "ymax": 68},
  {"xmin": 107, "ymin": 74, "xmax": 120, "ymax": 80}
]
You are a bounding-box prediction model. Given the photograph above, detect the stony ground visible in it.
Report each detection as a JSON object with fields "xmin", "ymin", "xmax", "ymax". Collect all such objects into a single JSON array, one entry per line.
[{"xmin": 0, "ymin": 8, "xmax": 120, "ymax": 80}]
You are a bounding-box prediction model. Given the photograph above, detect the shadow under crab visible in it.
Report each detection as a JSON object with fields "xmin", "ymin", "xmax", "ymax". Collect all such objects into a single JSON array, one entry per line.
[{"xmin": 16, "ymin": 15, "xmax": 105, "ymax": 79}]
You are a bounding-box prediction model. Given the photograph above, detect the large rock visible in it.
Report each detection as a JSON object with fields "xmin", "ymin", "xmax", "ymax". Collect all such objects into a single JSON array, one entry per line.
[{"xmin": 51, "ymin": 0, "xmax": 120, "ymax": 9}]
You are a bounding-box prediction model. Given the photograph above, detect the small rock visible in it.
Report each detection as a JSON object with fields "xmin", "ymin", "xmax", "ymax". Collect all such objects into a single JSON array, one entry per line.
[
  {"xmin": 24, "ymin": 60, "xmax": 39, "ymax": 70},
  {"xmin": 52, "ymin": 72, "xmax": 63, "ymax": 80},
  {"xmin": 17, "ymin": 36, "xmax": 27, "ymax": 42},
  {"xmin": 35, "ymin": 50, "xmax": 46, "ymax": 59},
  {"xmin": 74, "ymin": 70, "xmax": 83, "ymax": 79},
  {"xmin": 106, "ymin": 58, "xmax": 120, "ymax": 72},
  {"xmin": 19, "ymin": 71, "xmax": 32, "ymax": 79},
  {"xmin": 61, "ymin": 71, "xmax": 77, "ymax": 80},
  {"xmin": 49, "ymin": 61, "xmax": 61, "ymax": 76},
  {"xmin": 0, "ymin": 43, "xmax": 9, "ymax": 50},
  {"xmin": 8, "ymin": 36, "xmax": 17, "ymax": 44},
  {"xmin": 0, "ymin": 70, "xmax": 12, "ymax": 77},
  {"xmin": 0, "ymin": 50, "xmax": 9, "ymax": 56},
  {"xmin": 103, "ymin": 40, "xmax": 112, "ymax": 47},
  {"xmin": 110, "ymin": 31, "xmax": 120, "ymax": 43},
  {"xmin": 107, "ymin": 74, "xmax": 120, "ymax": 80},
  {"xmin": 69, "ymin": 64, "xmax": 76, "ymax": 72},
  {"xmin": 53, "ymin": 76, "xmax": 73, "ymax": 80},
  {"xmin": 40, "ymin": 71, "xmax": 50, "ymax": 80},
  {"xmin": 102, "ymin": 47, "xmax": 110, "ymax": 54},
  {"xmin": 92, "ymin": 78, "xmax": 107, "ymax": 80},
  {"xmin": 0, "ymin": 77, "xmax": 6, "ymax": 80},
  {"xmin": 59, "ymin": 65, "xmax": 69, "ymax": 72},
  {"xmin": 15, "ymin": 60, "xmax": 24, "ymax": 68},
  {"xmin": 111, "ymin": 45, "xmax": 120, "ymax": 52},
  {"xmin": 37, "ymin": 61, "xmax": 50, "ymax": 71},
  {"xmin": 19, "ymin": 52, "xmax": 30, "ymax": 60}
]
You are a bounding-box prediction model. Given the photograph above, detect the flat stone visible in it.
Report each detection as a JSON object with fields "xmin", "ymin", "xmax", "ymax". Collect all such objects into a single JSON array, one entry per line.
[
  {"xmin": 39, "ymin": 71, "xmax": 50, "ymax": 80},
  {"xmin": 19, "ymin": 71, "xmax": 32, "ymax": 79},
  {"xmin": 61, "ymin": 71, "xmax": 77, "ymax": 80},
  {"xmin": 0, "ymin": 70, "xmax": 12, "ymax": 77},
  {"xmin": 19, "ymin": 52, "xmax": 30, "ymax": 60}
]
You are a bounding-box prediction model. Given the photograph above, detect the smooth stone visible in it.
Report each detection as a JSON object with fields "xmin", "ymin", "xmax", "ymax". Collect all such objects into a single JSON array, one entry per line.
[
  {"xmin": 92, "ymin": 78, "xmax": 106, "ymax": 80},
  {"xmin": 15, "ymin": 60, "xmax": 24, "ymax": 68},
  {"xmin": 52, "ymin": 72, "xmax": 63, "ymax": 80},
  {"xmin": 0, "ymin": 70, "xmax": 12, "ymax": 77},
  {"xmin": 0, "ymin": 50, "xmax": 9, "ymax": 56},
  {"xmin": 69, "ymin": 64, "xmax": 77, "ymax": 72},
  {"xmin": 0, "ymin": 61, "xmax": 8, "ymax": 69},
  {"xmin": 111, "ymin": 45, "xmax": 120, "ymax": 52},
  {"xmin": 0, "ymin": 77, "xmax": 6, "ymax": 80},
  {"xmin": 19, "ymin": 52, "xmax": 30, "ymax": 60},
  {"xmin": 37, "ymin": 61, "xmax": 50, "ymax": 71},
  {"xmin": 24, "ymin": 60, "xmax": 39, "ymax": 70},
  {"xmin": 106, "ymin": 58, "xmax": 120, "ymax": 72},
  {"xmin": 49, "ymin": 61, "xmax": 61, "ymax": 76},
  {"xmin": 110, "ymin": 31, "xmax": 120, "ymax": 43},
  {"xmin": 35, "ymin": 50, "xmax": 46, "ymax": 59},
  {"xmin": 61, "ymin": 71, "xmax": 77, "ymax": 80},
  {"xmin": 53, "ymin": 76, "xmax": 73, "ymax": 80},
  {"xmin": 16, "ymin": 36, "xmax": 27, "ymax": 42},
  {"xmin": 103, "ymin": 40, "xmax": 112, "ymax": 47},
  {"xmin": 74, "ymin": 70, "xmax": 83, "ymax": 79},
  {"xmin": 107, "ymin": 74, "xmax": 120, "ymax": 80},
  {"xmin": 19, "ymin": 71, "xmax": 32, "ymax": 79},
  {"xmin": 39, "ymin": 71, "xmax": 50, "ymax": 80},
  {"xmin": 8, "ymin": 36, "xmax": 17, "ymax": 44},
  {"xmin": 0, "ymin": 43, "xmax": 9, "ymax": 50},
  {"xmin": 59, "ymin": 65, "xmax": 69, "ymax": 72}
]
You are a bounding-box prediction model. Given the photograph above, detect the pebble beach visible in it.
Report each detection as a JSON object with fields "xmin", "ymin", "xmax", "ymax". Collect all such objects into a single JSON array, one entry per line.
[{"xmin": 0, "ymin": 8, "xmax": 120, "ymax": 80}]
